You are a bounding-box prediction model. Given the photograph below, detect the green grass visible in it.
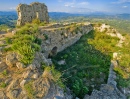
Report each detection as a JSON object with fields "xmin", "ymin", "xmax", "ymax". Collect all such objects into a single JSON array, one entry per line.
[
  {"xmin": 52, "ymin": 30, "xmax": 113, "ymax": 98},
  {"xmin": 24, "ymin": 81, "xmax": 35, "ymax": 99},
  {"xmin": 44, "ymin": 66, "xmax": 65, "ymax": 88},
  {"xmin": 2, "ymin": 70, "xmax": 8, "ymax": 76},
  {"xmin": 52, "ymin": 28, "xmax": 130, "ymax": 98},
  {"xmin": 4, "ymin": 23, "xmax": 42, "ymax": 65},
  {"xmin": 0, "ymin": 82, "xmax": 7, "ymax": 88}
]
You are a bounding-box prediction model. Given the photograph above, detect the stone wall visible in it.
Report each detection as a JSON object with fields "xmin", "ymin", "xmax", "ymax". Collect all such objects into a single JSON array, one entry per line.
[
  {"xmin": 84, "ymin": 61, "xmax": 126, "ymax": 99},
  {"xmin": 39, "ymin": 23, "xmax": 93, "ymax": 58},
  {"xmin": 17, "ymin": 2, "xmax": 49, "ymax": 26}
]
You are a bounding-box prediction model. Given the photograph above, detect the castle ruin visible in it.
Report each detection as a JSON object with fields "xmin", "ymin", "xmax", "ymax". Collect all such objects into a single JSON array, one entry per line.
[{"xmin": 16, "ymin": 2, "xmax": 49, "ymax": 26}]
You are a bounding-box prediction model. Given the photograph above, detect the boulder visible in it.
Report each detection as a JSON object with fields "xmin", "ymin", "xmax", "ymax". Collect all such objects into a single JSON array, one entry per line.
[
  {"xmin": 12, "ymin": 30, "xmax": 16, "ymax": 35},
  {"xmin": 33, "ymin": 77, "xmax": 50, "ymax": 98},
  {"xmin": 28, "ymin": 64, "xmax": 36, "ymax": 70},
  {"xmin": 16, "ymin": 62, "xmax": 25, "ymax": 69},
  {"xmin": 33, "ymin": 73, "xmax": 39, "ymax": 79},
  {"xmin": 0, "ymin": 91, "xmax": 8, "ymax": 99},
  {"xmin": 58, "ymin": 60, "xmax": 66, "ymax": 65},
  {"xmin": 20, "ymin": 80, "xmax": 27, "ymax": 87},
  {"xmin": 7, "ymin": 89, "xmax": 19, "ymax": 99},
  {"xmin": 0, "ymin": 40, "xmax": 6, "ymax": 45},
  {"xmin": 22, "ymin": 70, "xmax": 33, "ymax": 79},
  {"xmin": 54, "ymin": 96, "xmax": 63, "ymax": 99},
  {"xmin": 0, "ymin": 62, "xmax": 8, "ymax": 72},
  {"xmin": 6, "ymin": 53, "xmax": 18, "ymax": 67}
]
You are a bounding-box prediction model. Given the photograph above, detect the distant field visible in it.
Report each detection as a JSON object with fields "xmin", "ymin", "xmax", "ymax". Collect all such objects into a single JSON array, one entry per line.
[{"xmin": 58, "ymin": 17, "xmax": 130, "ymax": 34}]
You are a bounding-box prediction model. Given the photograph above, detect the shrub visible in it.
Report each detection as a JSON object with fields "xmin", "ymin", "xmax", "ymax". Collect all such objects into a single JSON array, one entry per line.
[
  {"xmin": 35, "ymin": 37, "xmax": 42, "ymax": 45},
  {"xmin": 0, "ymin": 82, "xmax": 7, "ymax": 88},
  {"xmin": 5, "ymin": 37, "xmax": 12, "ymax": 44},
  {"xmin": 4, "ymin": 24, "xmax": 42, "ymax": 65},
  {"xmin": 24, "ymin": 81, "xmax": 35, "ymax": 98},
  {"xmin": 32, "ymin": 18, "xmax": 41, "ymax": 25},
  {"xmin": 16, "ymin": 44, "xmax": 35, "ymax": 65},
  {"xmin": 2, "ymin": 70, "xmax": 8, "ymax": 76},
  {"xmin": 72, "ymin": 79, "xmax": 89, "ymax": 98},
  {"xmin": 44, "ymin": 66, "xmax": 65, "ymax": 88},
  {"xmin": 43, "ymin": 34, "xmax": 48, "ymax": 40}
]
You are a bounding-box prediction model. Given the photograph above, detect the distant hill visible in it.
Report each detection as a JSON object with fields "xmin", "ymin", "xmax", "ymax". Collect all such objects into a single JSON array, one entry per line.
[
  {"xmin": 0, "ymin": 11, "xmax": 17, "ymax": 15},
  {"xmin": 0, "ymin": 11, "xmax": 130, "ymax": 27},
  {"xmin": 115, "ymin": 14, "xmax": 130, "ymax": 20},
  {"xmin": 0, "ymin": 11, "xmax": 130, "ymax": 20}
]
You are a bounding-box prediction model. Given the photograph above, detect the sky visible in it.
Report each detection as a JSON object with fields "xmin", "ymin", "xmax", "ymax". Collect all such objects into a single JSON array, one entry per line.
[{"xmin": 0, "ymin": 0, "xmax": 130, "ymax": 14}]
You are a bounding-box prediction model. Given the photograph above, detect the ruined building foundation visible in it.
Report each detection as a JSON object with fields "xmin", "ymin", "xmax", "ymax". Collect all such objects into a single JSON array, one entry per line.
[{"xmin": 16, "ymin": 2, "xmax": 49, "ymax": 26}]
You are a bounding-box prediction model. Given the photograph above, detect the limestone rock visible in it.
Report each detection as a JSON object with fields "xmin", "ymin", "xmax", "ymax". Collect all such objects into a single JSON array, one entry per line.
[
  {"xmin": 0, "ymin": 40, "xmax": 5, "ymax": 45},
  {"xmin": 54, "ymin": 96, "xmax": 63, "ymax": 99},
  {"xmin": 58, "ymin": 60, "xmax": 66, "ymax": 65},
  {"xmin": 22, "ymin": 70, "xmax": 33, "ymax": 79},
  {"xmin": 33, "ymin": 77, "xmax": 50, "ymax": 98},
  {"xmin": 0, "ymin": 91, "xmax": 8, "ymax": 99},
  {"xmin": 0, "ymin": 62, "xmax": 8, "ymax": 72},
  {"xmin": 33, "ymin": 73, "xmax": 39, "ymax": 79},
  {"xmin": 20, "ymin": 79, "xmax": 27, "ymax": 87},
  {"xmin": 16, "ymin": 62, "xmax": 25, "ymax": 69},
  {"xmin": 27, "ymin": 64, "xmax": 37, "ymax": 70},
  {"xmin": 12, "ymin": 30, "xmax": 17, "ymax": 35},
  {"xmin": 7, "ymin": 89, "xmax": 19, "ymax": 99},
  {"xmin": 6, "ymin": 53, "xmax": 18, "ymax": 67}
]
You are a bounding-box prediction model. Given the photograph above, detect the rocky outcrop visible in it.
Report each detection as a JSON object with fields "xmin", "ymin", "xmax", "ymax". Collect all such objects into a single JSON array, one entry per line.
[
  {"xmin": 17, "ymin": 2, "xmax": 49, "ymax": 26},
  {"xmin": 0, "ymin": 22, "xmax": 92, "ymax": 99},
  {"xmin": 6, "ymin": 53, "xmax": 19, "ymax": 67}
]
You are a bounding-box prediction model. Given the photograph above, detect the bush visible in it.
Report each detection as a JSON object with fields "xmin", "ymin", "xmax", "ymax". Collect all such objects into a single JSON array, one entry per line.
[
  {"xmin": 32, "ymin": 18, "xmax": 41, "ymax": 25},
  {"xmin": 43, "ymin": 34, "xmax": 48, "ymax": 40},
  {"xmin": 2, "ymin": 70, "xmax": 8, "ymax": 76},
  {"xmin": 5, "ymin": 24, "xmax": 42, "ymax": 65},
  {"xmin": 5, "ymin": 37, "xmax": 12, "ymax": 44},
  {"xmin": 0, "ymin": 82, "xmax": 7, "ymax": 88},
  {"xmin": 72, "ymin": 79, "xmax": 89, "ymax": 98},
  {"xmin": 24, "ymin": 81, "xmax": 35, "ymax": 98},
  {"xmin": 44, "ymin": 66, "xmax": 65, "ymax": 88}
]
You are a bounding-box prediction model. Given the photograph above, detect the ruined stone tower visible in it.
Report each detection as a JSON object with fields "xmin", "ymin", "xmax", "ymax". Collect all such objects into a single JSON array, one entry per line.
[{"xmin": 17, "ymin": 2, "xmax": 49, "ymax": 26}]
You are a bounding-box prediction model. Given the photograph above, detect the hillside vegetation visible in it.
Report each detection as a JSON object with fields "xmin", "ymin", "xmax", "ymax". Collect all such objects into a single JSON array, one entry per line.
[
  {"xmin": 0, "ymin": 17, "xmax": 130, "ymax": 98},
  {"xmin": 52, "ymin": 24, "xmax": 130, "ymax": 98}
]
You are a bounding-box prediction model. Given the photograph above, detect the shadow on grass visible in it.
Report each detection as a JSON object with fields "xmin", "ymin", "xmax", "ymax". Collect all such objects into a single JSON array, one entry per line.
[{"xmin": 52, "ymin": 30, "xmax": 111, "ymax": 98}]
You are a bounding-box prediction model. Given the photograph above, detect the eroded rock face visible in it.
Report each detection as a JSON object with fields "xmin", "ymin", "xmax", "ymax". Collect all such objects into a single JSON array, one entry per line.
[{"xmin": 17, "ymin": 2, "xmax": 49, "ymax": 26}]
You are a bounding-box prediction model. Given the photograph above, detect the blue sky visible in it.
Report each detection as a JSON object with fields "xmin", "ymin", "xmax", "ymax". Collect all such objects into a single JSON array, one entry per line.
[{"xmin": 0, "ymin": 0, "xmax": 130, "ymax": 14}]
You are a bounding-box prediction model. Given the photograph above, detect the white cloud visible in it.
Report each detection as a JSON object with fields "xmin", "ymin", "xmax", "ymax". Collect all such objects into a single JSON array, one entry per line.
[
  {"xmin": 79, "ymin": 2, "xmax": 89, "ymax": 5},
  {"xmin": 64, "ymin": 2, "xmax": 75, "ymax": 7},
  {"xmin": 9, "ymin": 7, "xmax": 16, "ymax": 10},
  {"xmin": 64, "ymin": 1, "xmax": 89, "ymax": 8},
  {"xmin": 112, "ymin": 0, "xmax": 130, "ymax": 4},
  {"xmin": 122, "ymin": 5, "xmax": 128, "ymax": 8}
]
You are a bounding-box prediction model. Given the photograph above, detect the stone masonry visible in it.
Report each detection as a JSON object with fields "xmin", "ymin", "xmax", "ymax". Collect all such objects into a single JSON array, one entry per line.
[{"xmin": 17, "ymin": 2, "xmax": 49, "ymax": 26}]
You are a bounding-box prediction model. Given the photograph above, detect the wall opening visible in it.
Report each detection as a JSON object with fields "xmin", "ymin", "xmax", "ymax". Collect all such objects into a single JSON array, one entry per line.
[{"xmin": 48, "ymin": 46, "xmax": 58, "ymax": 58}]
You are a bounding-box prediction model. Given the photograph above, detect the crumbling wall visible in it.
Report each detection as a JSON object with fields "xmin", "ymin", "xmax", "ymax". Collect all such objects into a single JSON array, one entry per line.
[
  {"xmin": 39, "ymin": 23, "xmax": 93, "ymax": 58},
  {"xmin": 17, "ymin": 2, "xmax": 49, "ymax": 26}
]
